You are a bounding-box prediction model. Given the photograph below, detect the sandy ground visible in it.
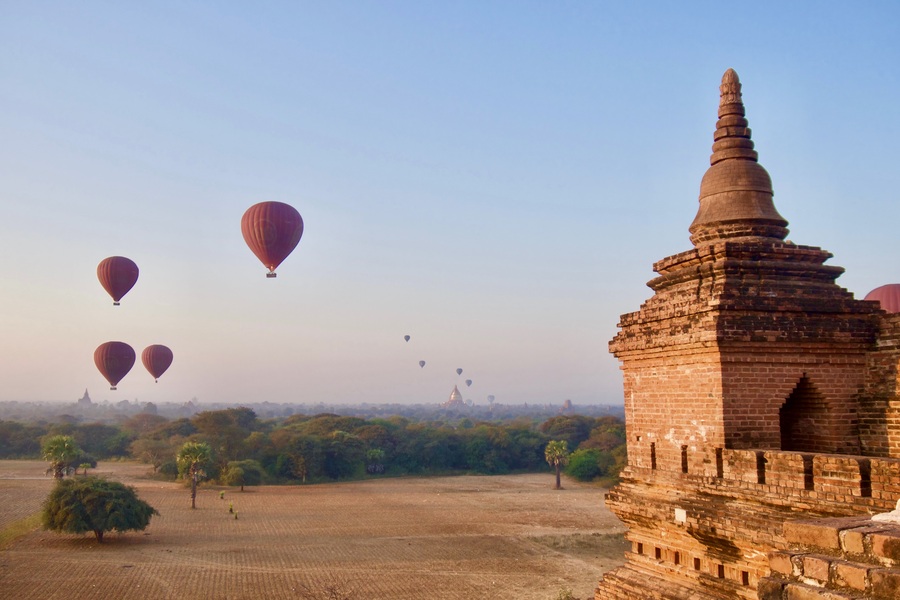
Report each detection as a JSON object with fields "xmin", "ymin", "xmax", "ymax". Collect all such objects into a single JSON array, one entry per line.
[{"xmin": 0, "ymin": 460, "xmax": 627, "ymax": 600}]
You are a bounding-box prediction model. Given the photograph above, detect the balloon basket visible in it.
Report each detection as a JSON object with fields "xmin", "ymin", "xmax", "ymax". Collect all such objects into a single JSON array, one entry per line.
[
  {"xmin": 113, "ymin": 302, "xmax": 120, "ymax": 306},
  {"xmin": 266, "ymin": 272, "xmax": 277, "ymax": 278}
]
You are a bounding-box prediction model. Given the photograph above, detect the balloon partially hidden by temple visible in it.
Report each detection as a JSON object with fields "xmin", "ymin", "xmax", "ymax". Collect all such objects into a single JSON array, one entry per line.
[
  {"xmin": 241, "ymin": 201, "xmax": 304, "ymax": 278},
  {"xmin": 97, "ymin": 256, "xmax": 139, "ymax": 305},
  {"xmin": 142, "ymin": 344, "xmax": 174, "ymax": 382},
  {"xmin": 94, "ymin": 341, "xmax": 136, "ymax": 390},
  {"xmin": 865, "ymin": 284, "xmax": 900, "ymax": 313}
]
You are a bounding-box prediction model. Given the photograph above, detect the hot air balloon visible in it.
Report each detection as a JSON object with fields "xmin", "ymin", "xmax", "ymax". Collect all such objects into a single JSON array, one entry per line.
[
  {"xmin": 94, "ymin": 341, "xmax": 135, "ymax": 390},
  {"xmin": 142, "ymin": 344, "xmax": 173, "ymax": 382},
  {"xmin": 865, "ymin": 284, "xmax": 900, "ymax": 313},
  {"xmin": 241, "ymin": 201, "xmax": 304, "ymax": 278},
  {"xmin": 456, "ymin": 368, "xmax": 463, "ymax": 375},
  {"xmin": 487, "ymin": 395, "xmax": 495, "ymax": 403},
  {"xmin": 404, "ymin": 335, "xmax": 411, "ymax": 342},
  {"xmin": 419, "ymin": 360, "xmax": 426, "ymax": 368},
  {"xmin": 97, "ymin": 256, "xmax": 139, "ymax": 305},
  {"xmin": 465, "ymin": 379, "xmax": 472, "ymax": 387}
]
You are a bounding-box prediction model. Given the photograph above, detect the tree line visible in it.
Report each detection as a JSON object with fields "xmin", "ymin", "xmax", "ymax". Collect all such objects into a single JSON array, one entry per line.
[{"xmin": 2, "ymin": 409, "xmax": 627, "ymax": 485}]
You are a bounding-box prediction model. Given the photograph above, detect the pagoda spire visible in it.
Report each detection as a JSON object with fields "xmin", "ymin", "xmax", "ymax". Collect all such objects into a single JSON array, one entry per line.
[{"xmin": 688, "ymin": 69, "xmax": 789, "ymax": 245}]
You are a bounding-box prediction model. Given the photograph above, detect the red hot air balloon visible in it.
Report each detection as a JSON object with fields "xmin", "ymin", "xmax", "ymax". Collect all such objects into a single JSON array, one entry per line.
[
  {"xmin": 241, "ymin": 201, "xmax": 304, "ymax": 278},
  {"xmin": 97, "ymin": 256, "xmax": 139, "ymax": 305},
  {"xmin": 142, "ymin": 344, "xmax": 173, "ymax": 382},
  {"xmin": 865, "ymin": 284, "xmax": 900, "ymax": 313},
  {"xmin": 94, "ymin": 341, "xmax": 135, "ymax": 390}
]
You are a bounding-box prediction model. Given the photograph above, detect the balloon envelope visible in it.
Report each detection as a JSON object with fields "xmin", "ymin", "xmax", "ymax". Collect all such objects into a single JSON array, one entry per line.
[
  {"xmin": 865, "ymin": 284, "xmax": 900, "ymax": 313},
  {"xmin": 142, "ymin": 344, "xmax": 173, "ymax": 382},
  {"xmin": 419, "ymin": 360, "xmax": 426, "ymax": 368},
  {"xmin": 97, "ymin": 256, "xmax": 139, "ymax": 305},
  {"xmin": 465, "ymin": 379, "xmax": 472, "ymax": 387},
  {"xmin": 94, "ymin": 341, "xmax": 135, "ymax": 390},
  {"xmin": 404, "ymin": 335, "xmax": 410, "ymax": 342},
  {"xmin": 241, "ymin": 201, "xmax": 304, "ymax": 277},
  {"xmin": 456, "ymin": 368, "xmax": 463, "ymax": 375}
]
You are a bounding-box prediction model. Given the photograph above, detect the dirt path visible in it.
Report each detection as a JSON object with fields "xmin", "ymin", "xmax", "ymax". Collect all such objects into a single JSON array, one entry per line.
[{"xmin": 0, "ymin": 461, "xmax": 627, "ymax": 599}]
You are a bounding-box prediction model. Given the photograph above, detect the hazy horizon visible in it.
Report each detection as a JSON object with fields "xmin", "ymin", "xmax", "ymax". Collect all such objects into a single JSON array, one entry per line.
[{"xmin": 2, "ymin": 3, "xmax": 898, "ymax": 406}]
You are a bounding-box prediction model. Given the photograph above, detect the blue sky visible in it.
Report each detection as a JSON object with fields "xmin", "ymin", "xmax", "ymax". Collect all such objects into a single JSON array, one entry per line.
[{"xmin": 1, "ymin": 2, "xmax": 898, "ymax": 407}]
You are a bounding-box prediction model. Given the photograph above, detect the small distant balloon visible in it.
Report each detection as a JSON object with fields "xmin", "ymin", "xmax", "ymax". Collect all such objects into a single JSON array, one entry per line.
[
  {"xmin": 241, "ymin": 201, "xmax": 304, "ymax": 278},
  {"xmin": 142, "ymin": 344, "xmax": 173, "ymax": 383},
  {"xmin": 404, "ymin": 335, "xmax": 411, "ymax": 342},
  {"xmin": 419, "ymin": 360, "xmax": 426, "ymax": 368},
  {"xmin": 97, "ymin": 256, "xmax": 139, "ymax": 306},
  {"xmin": 94, "ymin": 341, "xmax": 135, "ymax": 390},
  {"xmin": 456, "ymin": 368, "xmax": 463, "ymax": 375},
  {"xmin": 487, "ymin": 395, "xmax": 495, "ymax": 403},
  {"xmin": 465, "ymin": 379, "xmax": 472, "ymax": 387}
]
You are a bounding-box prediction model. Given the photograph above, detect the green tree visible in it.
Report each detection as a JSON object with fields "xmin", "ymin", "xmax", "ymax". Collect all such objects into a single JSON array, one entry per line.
[
  {"xmin": 545, "ymin": 440, "xmax": 570, "ymax": 490},
  {"xmin": 223, "ymin": 459, "xmax": 264, "ymax": 491},
  {"xmin": 366, "ymin": 448, "xmax": 386, "ymax": 474},
  {"xmin": 130, "ymin": 437, "xmax": 176, "ymax": 472},
  {"xmin": 42, "ymin": 476, "xmax": 158, "ymax": 542},
  {"xmin": 565, "ymin": 448, "xmax": 603, "ymax": 482},
  {"xmin": 177, "ymin": 441, "xmax": 212, "ymax": 508},
  {"xmin": 42, "ymin": 435, "xmax": 81, "ymax": 479}
]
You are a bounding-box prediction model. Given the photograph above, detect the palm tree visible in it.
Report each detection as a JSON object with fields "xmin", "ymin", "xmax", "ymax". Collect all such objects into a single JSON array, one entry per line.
[
  {"xmin": 545, "ymin": 440, "xmax": 570, "ymax": 490},
  {"xmin": 42, "ymin": 435, "xmax": 81, "ymax": 480},
  {"xmin": 177, "ymin": 441, "xmax": 211, "ymax": 508}
]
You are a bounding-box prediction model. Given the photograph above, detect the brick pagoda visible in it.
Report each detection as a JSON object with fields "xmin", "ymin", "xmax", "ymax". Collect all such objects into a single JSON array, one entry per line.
[{"xmin": 595, "ymin": 70, "xmax": 900, "ymax": 600}]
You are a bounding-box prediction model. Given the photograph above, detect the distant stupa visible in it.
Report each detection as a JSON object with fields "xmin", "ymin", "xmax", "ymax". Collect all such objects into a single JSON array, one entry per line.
[
  {"xmin": 77, "ymin": 389, "xmax": 92, "ymax": 406},
  {"xmin": 441, "ymin": 385, "xmax": 466, "ymax": 409}
]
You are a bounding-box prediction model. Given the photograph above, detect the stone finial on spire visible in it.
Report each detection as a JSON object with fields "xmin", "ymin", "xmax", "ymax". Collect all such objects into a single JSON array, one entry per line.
[
  {"xmin": 710, "ymin": 69, "xmax": 758, "ymax": 165},
  {"xmin": 688, "ymin": 69, "xmax": 788, "ymax": 245}
]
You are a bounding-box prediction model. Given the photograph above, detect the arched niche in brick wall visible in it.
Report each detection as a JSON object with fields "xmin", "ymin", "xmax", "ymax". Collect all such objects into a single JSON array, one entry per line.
[{"xmin": 779, "ymin": 376, "xmax": 830, "ymax": 452}]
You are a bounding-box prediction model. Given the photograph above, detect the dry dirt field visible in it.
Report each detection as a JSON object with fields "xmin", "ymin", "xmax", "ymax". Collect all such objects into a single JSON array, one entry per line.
[{"xmin": 0, "ymin": 460, "xmax": 627, "ymax": 600}]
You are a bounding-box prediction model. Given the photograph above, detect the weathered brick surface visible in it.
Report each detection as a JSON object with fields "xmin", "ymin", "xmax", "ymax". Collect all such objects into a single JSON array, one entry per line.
[
  {"xmin": 832, "ymin": 560, "xmax": 869, "ymax": 591},
  {"xmin": 801, "ymin": 555, "xmax": 831, "ymax": 584},
  {"xmin": 770, "ymin": 551, "xmax": 796, "ymax": 576},
  {"xmin": 869, "ymin": 568, "xmax": 900, "ymax": 598},
  {"xmin": 783, "ymin": 583, "xmax": 858, "ymax": 600},
  {"xmin": 758, "ymin": 577, "xmax": 787, "ymax": 600},
  {"xmin": 870, "ymin": 530, "xmax": 900, "ymax": 563}
]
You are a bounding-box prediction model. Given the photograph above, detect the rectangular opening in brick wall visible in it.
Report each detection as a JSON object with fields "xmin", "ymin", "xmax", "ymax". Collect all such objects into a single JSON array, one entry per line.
[
  {"xmin": 756, "ymin": 451, "xmax": 766, "ymax": 485},
  {"xmin": 651, "ymin": 443, "xmax": 657, "ymax": 470},
  {"xmin": 859, "ymin": 458, "xmax": 872, "ymax": 497},
  {"xmin": 693, "ymin": 557, "xmax": 701, "ymax": 571},
  {"xmin": 802, "ymin": 454, "xmax": 814, "ymax": 491},
  {"xmin": 741, "ymin": 571, "xmax": 749, "ymax": 586},
  {"xmin": 637, "ymin": 542, "xmax": 644, "ymax": 555},
  {"xmin": 681, "ymin": 445, "xmax": 688, "ymax": 474},
  {"xmin": 674, "ymin": 551, "xmax": 680, "ymax": 566},
  {"xmin": 655, "ymin": 547, "xmax": 662, "ymax": 560},
  {"xmin": 715, "ymin": 447, "xmax": 723, "ymax": 479},
  {"xmin": 717, "ymin": 564, "xmax": 725, "ymax": 579}
]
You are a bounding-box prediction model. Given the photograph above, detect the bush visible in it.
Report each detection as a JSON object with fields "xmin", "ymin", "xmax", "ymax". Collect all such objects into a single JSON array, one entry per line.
[
  {"xmin": 564, "ymin": 448, "xmax": 603, "ymax": 481},
  {"xmin": 42, "ymin": 476, "xmax": 158, "ymax": 542}
]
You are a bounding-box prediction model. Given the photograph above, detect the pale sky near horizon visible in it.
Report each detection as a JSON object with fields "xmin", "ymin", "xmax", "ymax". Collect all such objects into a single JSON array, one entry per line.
[{"xmin": 1, "ymin": 2, "xmax": 899, "ymax": 407}]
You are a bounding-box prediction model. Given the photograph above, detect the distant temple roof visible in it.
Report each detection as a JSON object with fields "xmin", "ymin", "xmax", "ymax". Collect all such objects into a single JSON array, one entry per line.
[
  {"xmin": 77, "ymin": 388, "xmax": 92, "ymax": 405},
  {"xmin": 441, "ymin": 385, "xmax": 466, "ymax": 409}
]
